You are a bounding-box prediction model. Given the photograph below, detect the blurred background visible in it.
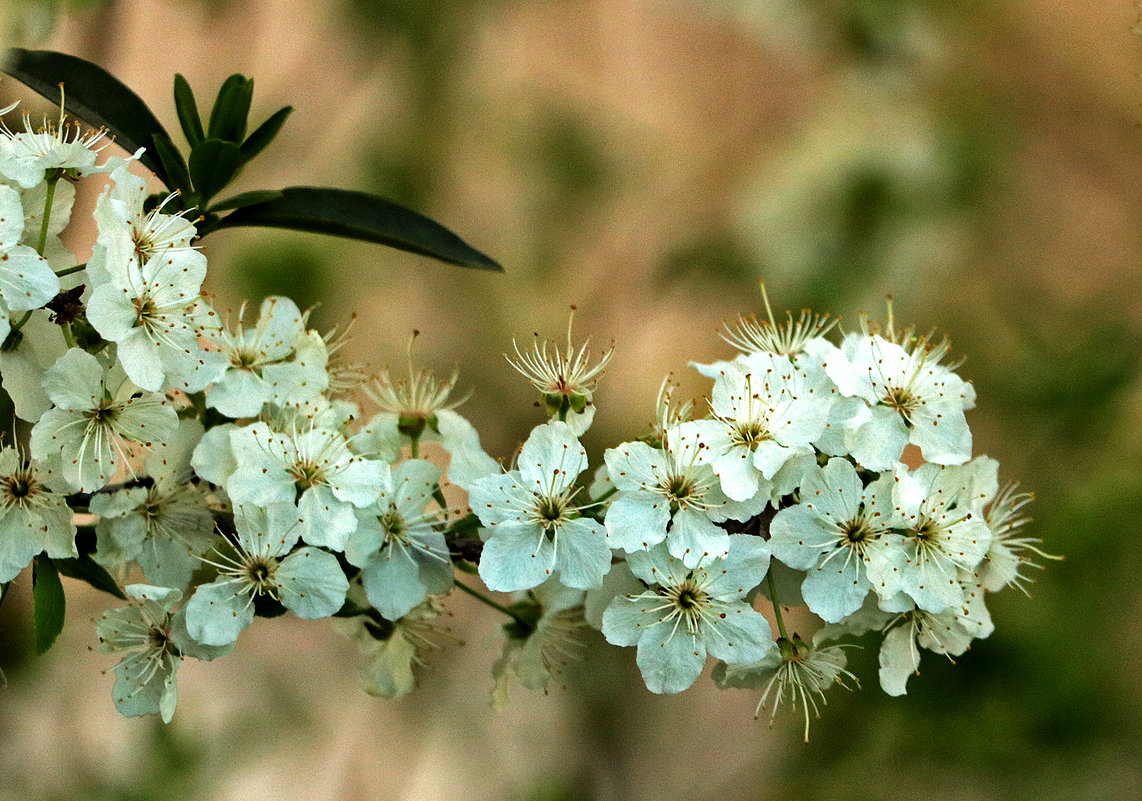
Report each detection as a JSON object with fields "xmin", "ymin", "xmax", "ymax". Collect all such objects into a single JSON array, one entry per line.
[{"xmin": 1, "ymin": 0, "xmax": 1140, "ymax": 799}]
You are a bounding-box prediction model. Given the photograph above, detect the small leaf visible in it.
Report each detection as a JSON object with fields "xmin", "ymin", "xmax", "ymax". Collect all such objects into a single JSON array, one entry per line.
[
  {"xmin": 32, "ymin": 557, "xmax": 66, "ymax": 655},
  {"xmin": 188, "ymin": 138, "xmax": 242, "ymax": 205},
  {"xmin": 151, "ymin": 132, "xmax": 193, "ymax": 196},
  {"xmin": 54, "ymin": 554, "xmax": 126, "ymax": 600},
  {"xmin": 240, "ymin": 105, "xmax": 292, "ymax": 163},
  {"xmin": 212, "ymin": 187, "xmax": 502, "ymax": 270},
  {"xmin": 173, "ymin": 74, "xmax": 205, "ymax": 148},
  {"xmin": 207, "ymin": 74, "xmax": 253, "ymax": 143},
  {"xmin": 208, "ymin": 189, "xmax": 283, "ymax": 213},
  {"xmin": 3, "ymin": 48, "xmax": 171, "ymax": 186}
]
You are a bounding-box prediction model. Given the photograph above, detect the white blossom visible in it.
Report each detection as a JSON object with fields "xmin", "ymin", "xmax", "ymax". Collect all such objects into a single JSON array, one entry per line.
[
  {"xmin": 469, "ymin": 422, "xmax": 610, "ymax": 592},
  {"xmin": 30, "ymin": 349, "xmax": 178, "ymax": 492}
]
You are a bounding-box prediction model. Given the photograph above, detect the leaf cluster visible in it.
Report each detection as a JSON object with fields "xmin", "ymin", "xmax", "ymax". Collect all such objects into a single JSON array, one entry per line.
[{"xmin": 2, "ymin": 49, "xmax": 501, "ymax": 270}]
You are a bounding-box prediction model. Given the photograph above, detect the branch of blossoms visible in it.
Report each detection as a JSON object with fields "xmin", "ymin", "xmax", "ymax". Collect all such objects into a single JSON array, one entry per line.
[{"xmin": 0, "ymin": 71, "xmax": 1059, "ymax": 740}]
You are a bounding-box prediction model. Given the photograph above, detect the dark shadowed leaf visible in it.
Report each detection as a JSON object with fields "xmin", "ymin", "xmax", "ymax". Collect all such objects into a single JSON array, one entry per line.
[
  {"xmin": 207, "ymin": 74, "xmax": 253, "ymax": 143},
  {"xmin": 55, "ymin": 554, "xmax": 127, "ymax": 600},
  {"xmin": 212, "ymin": 187, "xmax": 502, "ymax": 270},
  {"xmin": 32, "ymin": 556, "xmax": 66, "ymax": 654},
  {"xmin": 152, "ymin": 132, "xmax": 193, "ymax": 196},
  {"xmin": 3, "ymin": 48, "xmax": 171, "ymax": 186},
  {"xmin": 239, "ymin": 105, "xmax": 292, "ymax": 162},
  {"xmin": 188, "ymin": 138, "xmax": 242, "ymax": 204},
  {"xmin": 208, "ymin": 189, "xmax": 284, "ymax": 213},
  {"xmin": 173, "ymin": 73, "xmax": 205, "ymax": 148}
]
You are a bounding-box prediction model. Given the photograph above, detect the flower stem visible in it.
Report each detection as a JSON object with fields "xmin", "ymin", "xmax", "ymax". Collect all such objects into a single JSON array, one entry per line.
[
  {"xmin": 409, "ymin": 433, "xmax": 420, "ymax": 459},
  {"xmin": 10, "ymin": 310, "xmax": 32, "ymax": 332},
  {"xmin": 37, "ymin": 175, "xmax": 59, "ymax": 257},
  {"xmin": 55, "ymin": 262, "xmax": 86, "ymax": 277},
  {"xmin": 767, "ymin": 569, "xmax": 789, "ymax": 641},
  {"xmin": 591, "ymin": 486, "xmax": 617, "ymax": 505},
  {"xmin": 61, "ymin": 322, "xmax": 76, "ymax": 349},
  {"xmin": 454, "ymin": 579, "xmax": 527, "ymax": 625}
]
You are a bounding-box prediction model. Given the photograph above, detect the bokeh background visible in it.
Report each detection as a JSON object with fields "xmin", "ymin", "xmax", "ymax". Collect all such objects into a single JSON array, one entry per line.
[{"xmin": 1, "ymin": 0, "xmax": 1141, "ymax": 799}]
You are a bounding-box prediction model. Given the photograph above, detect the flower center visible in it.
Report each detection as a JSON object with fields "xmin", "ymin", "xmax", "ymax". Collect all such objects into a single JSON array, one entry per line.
[
  {"xmin": 535, "ymin": 495, "xmax": 567, "ymax": 528},
  {"xmin": 882, "ymin": 385, "xmax": 918, "ymax": 414},
  {"xmin": 289, "ymin": 459, "xmax": 325, "ymax": 488},
  {"xmin": 147, "ymin": 624, "xmax": 172, "ymax": 651},
  {"xmin": 732, "ymin": 421, "xmax": 770, "ymax": 449},
  {"xmin": 664, "ymin": 474, "xmax": 693, "ymax": 501},
  {"xmin": 233, "ymin": 349, "xmax": 260, "ymax": 369},
  {"xmin": 842, "ymin": 519, "xmax": 870, "ymax": 544},
  {"xmin": 676, "ymin": 588, "xmax": 702, "ymax": 609},
  {"xmin": 132, "ymin": 229, "xmax": 156, "ymax": 262},
  {"xmin": 86, "ymin": 403, "xmax": 118, "ymax": 426},
  {"xmin": 133, "ymin": 295, "xmax": 158, "ymax": 326},
  {"xmin": 911, "ymin": 519, "xmax": 937, "ymax": 543},
  {"xmin": 245, "ymin": 558, "xmax": 278, "ymax": 592},
  {"xmin": 1, "ymin": 471, "xmax": 35, "ymax": 501},
  {"xmin": 661, "ymin": 578, "xmax": 712, "ymax": 635},
  {"xmin": 381, "ymin": 511, "xmax": 410, "ymax": 545}
]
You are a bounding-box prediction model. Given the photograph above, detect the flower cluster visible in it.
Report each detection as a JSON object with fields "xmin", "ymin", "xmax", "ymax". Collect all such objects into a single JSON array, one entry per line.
[{"xmin": 0, "ymin": 97, "xmax": 1053, "ymax": 740}]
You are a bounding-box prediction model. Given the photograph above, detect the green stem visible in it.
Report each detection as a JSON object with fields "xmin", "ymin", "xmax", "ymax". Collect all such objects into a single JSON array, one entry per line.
[
  {"xmin": 767, "ymin": 570, "xmax": 789, "ymax": 641},
  {"xmin": 409, "ymin": 433, "xmax": 420, "ymax": 459},
  {"xmin": 431, "ymin": 486, "xmax": 449, "ymax": 518},
  {"xmin": 61, "ymin": 322, "xmax": 76, "ymax": 349},
  {"xmin": 54, "ymin": 262, "xmax": 86, "ymax": 277},
  {"xmin": 10, "ymin": 310, "xmax": 33, "ymax": 332},
  {"xmin": 591, "ymin": 486, "xmax": 618, "ymax": 505},
  {"xmin": 37, "ymin": 176, "xmax": 59, "ymax": 256},
  {"xmin": 454, "ymin": 579, "xmax": 526, "ymax": 625}
]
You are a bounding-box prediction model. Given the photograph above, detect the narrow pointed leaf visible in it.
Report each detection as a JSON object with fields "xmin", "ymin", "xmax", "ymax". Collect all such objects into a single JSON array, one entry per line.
[
  {"xmin": 240, "ymin": 106, "xmax": 292, "ymax": 162},
  {"xmin": 32, "ymin": 556, "xmax": 66, "ymax": 654},
  {"xmin": 173, "ymin": 73, "xmax": 205, "ymax": 148},
  {"xmin": 213, "ymin": 187, "xmax": 502, "ymax": 270},
  {"xmin": 207, "ymin": 74, "xmax": 253, "ymax": 143},
  {"xmin": 189, "ymin": 138, "xmax": 242, "ymax": 204},
  {"xmin": 208, "ymin": 189, "xmax": 284, "ymax": 213},
  {"xmin": 152, "ymin": 132, "xmax": 193, "ymax": 196},
  {"xmin": 55, "ymin": 554, "xmax": 127, "ymax": 600},
  {"xmin": 3, "ymin": 48, "xmax": 170, "ymax": 185}
]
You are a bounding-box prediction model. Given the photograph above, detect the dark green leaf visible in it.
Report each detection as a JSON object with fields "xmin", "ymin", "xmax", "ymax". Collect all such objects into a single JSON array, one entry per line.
[
  {"xmin": 3, "ymin": 48, "xmax": 171, "ymax": 186},
  {"xmin": 207, "ymin": 74, "xmax": 253, "ymax": 143},
  {"xmin": 55, "ymin": 554, "xmax": 126, "ymax": 600},
  {"xmin": 240, "ymin": 105, "xmax": 292, "ymax": 163},
  {"xmin": 208, "ymin": 189, "xmax": 283, "ymax": 213},
  {"xmin": 0, "ymin": 581, "xmax": 8, "ymax": 613},
  {"xmin": 213, "ymin": 187, "xmax": 502, "ymax": 270},
  {"xmin": 151, "ymin": 132, "xmax": 193, "ymax": 196},
  {"xmin": 32, "ymin": 557, "xmax": 66, "ymax": 654},
  {"xmin": 188, "ymin": 138, "xmax": 242, "ymax": 204},
  {"xmin": 173, "ymin": 73, "xmax": 205, "ymax": 148}
]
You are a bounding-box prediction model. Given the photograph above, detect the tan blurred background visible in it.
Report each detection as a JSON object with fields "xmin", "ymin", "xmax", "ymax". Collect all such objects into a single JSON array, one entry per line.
[{"xmin": 1, "ymin": 0, "xmax": 1141, "ymax": 799}]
